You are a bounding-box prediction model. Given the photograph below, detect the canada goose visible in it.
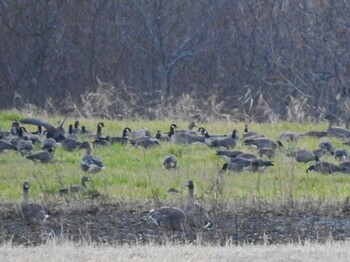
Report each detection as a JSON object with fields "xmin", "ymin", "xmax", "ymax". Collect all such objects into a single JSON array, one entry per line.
[
  {"xmin": 184, "ymin": 181, "xmax": 213, "ymax": 229},
  {"xmin": 17, "ymin": 138, "xmax": 34, "ymax": 156},
  {"xmin": 70, "ymin": 176, "xmax": 89, "ymax": 193},
  {"xmin": 220, "ymin": 158, "xmax": 253, "ymax": 173},
  {"xmin": 127, "ymin": 127, "xmax": 152, "ymax": 141},
  {"xmin": 67, "ymin": 124, "xmax": 78, "ymax": 140},
  {"xmin": 243, "ymin": 124, "xmax": 260, "ymax": 139},
  {"xmin": 0, "ymin": 140, "xmax": 17, "ymax": 152},
  {"xmin": 106, "ymin": 127, "xmax": 131, "ymax": 145},
  {"xmin": 318, "ymin": 141, "xmax": 335, "ymax": 155},
  {"xmin": 131, "ymin": 137, "xmax": 160, "ymax": 148},
  {"xmin": 79, "ymin": 141, "xmax": 105, "ymax": 173},
  {"xmin": 313, "ymin": 148, "xmax": 331, "ymax": 158},
  {"xmin": 334, "ymin": 148, "xmax": 349, "ymax": 161},
  {"xmin": 288, "ymin": 149, "xmax": 317, "ymax": 163},
  {"xmin": 175, "ymin": 121, "xmax": 198, "ymax": 135},
  {"xmin": 216, "ymin": 150, "xmax": 244, "ymax": 161},
  {"xmin": 249, "ymin": 158, "xmax": 274, "ymax": 172},
  {"xmin": 81, "ymin": 125, "xmax": 92, "ymax": 135},
  {"xmin": 258, "ymin": 148, "xmax": 276, "ymax": 159},
  {"xmin": 20, "ymin": 117, "xmax": 66, "ymax": 141},
  {"xmin": 72, "ymin": 120, "xmax": 81, "ymax": 134},
  {"xmin": 163, "ymin": 155, "xmax": 178, "ymax": 169},
  {"xmin": 20, "ymin": 127, "xmax": 41, "ymax": 144},
  {"xmin": 168, "ymin": 124, "xmax": 204, "ymax": 145},
  {"xmin": 21, "ymin": 181, "xmax": 49, "ymax": 226},
  {"xmin": 198, "ymin": 127, "xmax": 227, "ymax": 138},
  {"xmin": 26, "ymin": 148, "xmax": 54, "ymax": 163},
  {"xmin": 59, "ymin": 137, "xmax": 83, "ymax": 151},
  {"xmin": 236, "ymin": 152, "xmax": 258, "ymax": 160},
  {"xmin": 300, "ymin": 130, "xmax": 328, "ymax": 138},
  {"xmin": 95, "ymin": 122, "xmax": 105, "ymax": 138},
  {"xmin": 279, "ymin": 132, "xmax": 300, "ymax": 142},
  {"xmin": 306, "ymin": 159, "xmax": 345, "ymax": 174},
  {"xmin": 149, "ymin": 207, "xmax": 187, "ymax": 234},
  {"xmin": 156, "ymin": 130, "xmax": 170, "ymax": 142},
  {"xmin": 204, "ymin": 129, "xmax": 238, "ymax": 148},
  {"xmin": 40, "ymin": 138, "xmax": 57, "ymax": 151},
  {"xmin": 325, "ymin": 114, "xmax": 350, "ymax": 139},
  {"xmin": 339, "ymin": 161, "xmax": 350, "ymax": 173},
  {"xmin": 10, "ymin": 120, "xmax": 20, "ymax": 135},
  {"xmin": 8, "ymin": 126, "xmax": 26, "ymax": 146},
  {"xmin": 244, "ymin": 137, "xmax": 283, "ymax": 150}
]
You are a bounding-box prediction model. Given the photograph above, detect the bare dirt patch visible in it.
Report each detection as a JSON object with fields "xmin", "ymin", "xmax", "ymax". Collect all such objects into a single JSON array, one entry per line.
[{"xmin": 2, "ymin": 199, "xmax": 350, "ymax": 246}]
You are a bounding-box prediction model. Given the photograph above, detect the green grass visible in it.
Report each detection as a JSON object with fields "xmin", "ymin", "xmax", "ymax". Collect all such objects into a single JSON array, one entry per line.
[{"xmin": 1, "ymin": 109, "xmax": 350, "ymax": 203}]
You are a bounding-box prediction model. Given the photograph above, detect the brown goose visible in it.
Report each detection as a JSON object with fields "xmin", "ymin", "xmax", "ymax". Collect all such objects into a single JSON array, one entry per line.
[
  {"xmin": 70, "ymin": 176, "xmax": 89, "ymax": 193},
  {"xmin": 183, "ymin": 181, "xmax": 212, "ymax": 229},
  {"xmin": 79, "ymin": 141, "xmax": 105, "ymax": 173},
  {"xmin": 149, "ymin": 207, "xmax": 187, "ymax": 235},
  {"xmin": 21, "ymin": 181, "xmax": 49, "ymax": 226}
]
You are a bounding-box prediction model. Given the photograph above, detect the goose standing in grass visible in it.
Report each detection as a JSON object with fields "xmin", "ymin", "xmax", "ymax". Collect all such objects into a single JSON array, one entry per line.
[
  {"xmin": 184, "ymin": 180, "xmax": 213, "ymax": 230},
  {"xmin": 106, "ymin": 127, "xmax": 131, "ymax": 145},
  {"xmin": 21, "ymin": 181, "xmax": 49, "ymax": 226},
  {"xmin": 168, "ymin": 124, "xmax": 204, "ymax": 145},
  {"xmin": 92, "ymin": 122, "xmax": 111, "ymax": 147},
  {"xmin": 149, "ymin": 207, "xmax": 187, "ymax": 237},
  {"xmin": 204, "ymin": 129, "xmax": 238, "ymax": 148},
  {"xmin": 70, "ymin": 176, "xmax": 89, "ymax": 193},
  {"xmin": 26, "ymin": 148, "xmax": 54, "ymax": 163},
  {"xmin": 79, "ymin": 141, "xmax": 105, "ymax": 173},
  {"xmin": 163, "ymin": 155, "xmax": 178, "ymax": 169}
]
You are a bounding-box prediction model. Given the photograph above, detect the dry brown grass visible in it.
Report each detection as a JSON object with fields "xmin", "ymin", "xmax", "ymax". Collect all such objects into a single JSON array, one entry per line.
[{"xmin": 2, "ymin": 240, "xmax": 350, "ymax": 262}]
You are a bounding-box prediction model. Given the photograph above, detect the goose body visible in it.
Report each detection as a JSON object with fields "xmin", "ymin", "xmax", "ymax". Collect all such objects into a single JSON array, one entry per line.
[
  {"xmin": 26, "ymin": 149, "xmax": 54, "ymax": 163},
  {"xmin": 17, "ymin": 139, "xmax": 34, "ymax": 156},
  {"xmin": 79, "ymin": 141, "xmax": 105, "ymax": 173},
  {"xmin": 306, "ymin": 161, "xmax": 345, "ymax": 174},
  {"xmin": 244, "ymin": 138, "xmax": 283, "ymax": 150},
  {"xmin": 204, "ymin": 130, "xmax": 238, "ymax": 148},
  {"xmin": 163, "ymin": 155, "xmax": 178, "ymax": 169},
  {"xmin": 149, "ymin": 207, "xmax": 187, "ymax": 233},
  {"xmin": 21, "ymin": 182, "xmax": 49, "ymax": 226},
  {"xmin": 0, "ymin": 140, "xmax": 17, "ymax": 152},
  {"xmin": 169, "ymin": 124, "xmax": 204, "ymax": 145},
  {"xmin": 184, "ymin": 181, "xmax": 212, "ymax": 229}
]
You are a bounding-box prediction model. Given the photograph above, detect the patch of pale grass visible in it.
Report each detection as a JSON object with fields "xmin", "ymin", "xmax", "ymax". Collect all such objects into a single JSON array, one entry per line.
[{"xmin": 1, "ymin": 240, "xmax": 350, "ymax": 262}]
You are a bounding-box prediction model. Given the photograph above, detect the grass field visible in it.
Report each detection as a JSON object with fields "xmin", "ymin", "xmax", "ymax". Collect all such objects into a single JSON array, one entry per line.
[{"xmin": 0, "ymin": 110, "xmax": 349, "ymax": 203}]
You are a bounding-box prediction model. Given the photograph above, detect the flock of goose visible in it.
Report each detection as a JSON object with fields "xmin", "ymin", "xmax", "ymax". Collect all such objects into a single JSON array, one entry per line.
[{"xmin": 2, "ymin": 114, "xmax": 350, "ymax": 237}]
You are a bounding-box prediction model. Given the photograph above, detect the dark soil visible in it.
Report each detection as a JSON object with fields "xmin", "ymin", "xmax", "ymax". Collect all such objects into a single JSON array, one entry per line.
[{"xmin": 2, "ymin": 198, "xmax": 350, "ymax": 246}]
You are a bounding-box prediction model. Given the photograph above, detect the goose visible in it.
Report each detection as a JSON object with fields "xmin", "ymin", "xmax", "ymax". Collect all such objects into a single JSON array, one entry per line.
[
  {"xmin": 244, "ymin": 137, "xmax": 283, "ymax": 150},
  {"xmin": 59, "ymin": 137, "xmax": 83, "ymax": 151},
  {"xmin": 175, "ymin": 121, "xmax": 198, "ymax": 135},
  {"xmin": 198, "ymin": 127, "xmax": 227, "ymax": 139},
  {"xmin": 249, "ymin": 158, "xmax": 274, "ymax": 172},
  {"xmin": 300, "ymin": 130, "xmax": 328, "ymax": 138},
  {"xmin": 10, "ymin": 120, "xmax": 20, "ymax": 135},
  {"xmin": 92, "ymin": 122, "xmax": 111, "ymax": 147},
  {"xmin": 220, "ymin": 158, "xmax": 254, "ymax": 173},
  {"xmin": 79, "ymin": 141, "xmax": 105, "ymax": 173},
  {"xmin": 81, "ymin": 125, "xmax": 92, "ymax": 135},
  {"xmin": 26, "ymin": 148, "xmax": 54, "ymax": 163},
  {"xmin": 72, "ymin": 120, "xmax": 81, "ymax": 134},
  {"xmin": 204, "ymin": 129, "xmax": 238, "ymax": 148},
  {"xmin": 163, "ymin": 155, "xmax": 178, "ymax": 169},
  {"xmin": 339, "ymin": 161, "xmax": 350, "ymax": 173},
  {"xmin": 17, "ymin": 138, "xmax": 34, "ymax": 156},
  {"xmin": 258, "ymin": 148, "xmax": 276, "ymax": 159},
  {"xmin": 127, "ymin": 127, "xmax": 152, "ymax": 141},
  {"xmin": 20, "ymin": 117, "xmax": 66, "ymax": 141},
  {"xmin": 324, "ymin": 114, "xmax": 350, "ymax": 139},
  {"xmin": 149, "ymin": 207, "xmax": 187, "ymax": 235},
  {"xmin": 106, "ymin": 127, "xmax": 131, "ymax": 145},
  {"xmin": 95, "ymin": 122, "xmax": 105, "ymax": 138},
  {"xmin": 243, "ymin": 124, "xmax": 260, "ymax": 139},
  {"xmin": 318, "ymin": 141, "xmax": 335, "ymax": 155},
  {"xmin": 156, "ymin": 130, "xmax": 170, "ymax": 142},
  {"xmin": 70, "ymin": 176, "xmax": 89, "ymax": 193},
  {"xmin": 21, "ymin": 181, "xmax": 49, "ymax": 226},
  {"xmin": 67, "ymin": 124, "xmax": 79, "ymax": 140},
  {"xmin": 216, "ymin": 150, "xmax": 244, "ymax": 161},
  {"xmin": 0, "ymin": 140, "xmax": 17, "ymax": 152},
  {"xmin": 40, "ymin": 138, "xmax": 57, "ymax": 151},
  {"xmin": 334, "ymin": 148, "xmax": 349, "ymax": 161},
  {"xmin": 168, "ymin": 124, "xmax": 204, "ymax": 145},
  {"xmin": 279, "ymin": 132, "xmax": 300, "ymax": 142},
  {"xmin": 288, "ymin": 149, "xmax": 317, "ymax": 163},
  {"xmin": 183, "ymin": 181, "xmax": 212, "ymax": 229},
  {"xmin": 306, "ymin": 157, "xmax": 345, "ymax": 174},
  {"xmin": 131, "ymin": 137, "xmax": 160, "ymax": 148}
]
